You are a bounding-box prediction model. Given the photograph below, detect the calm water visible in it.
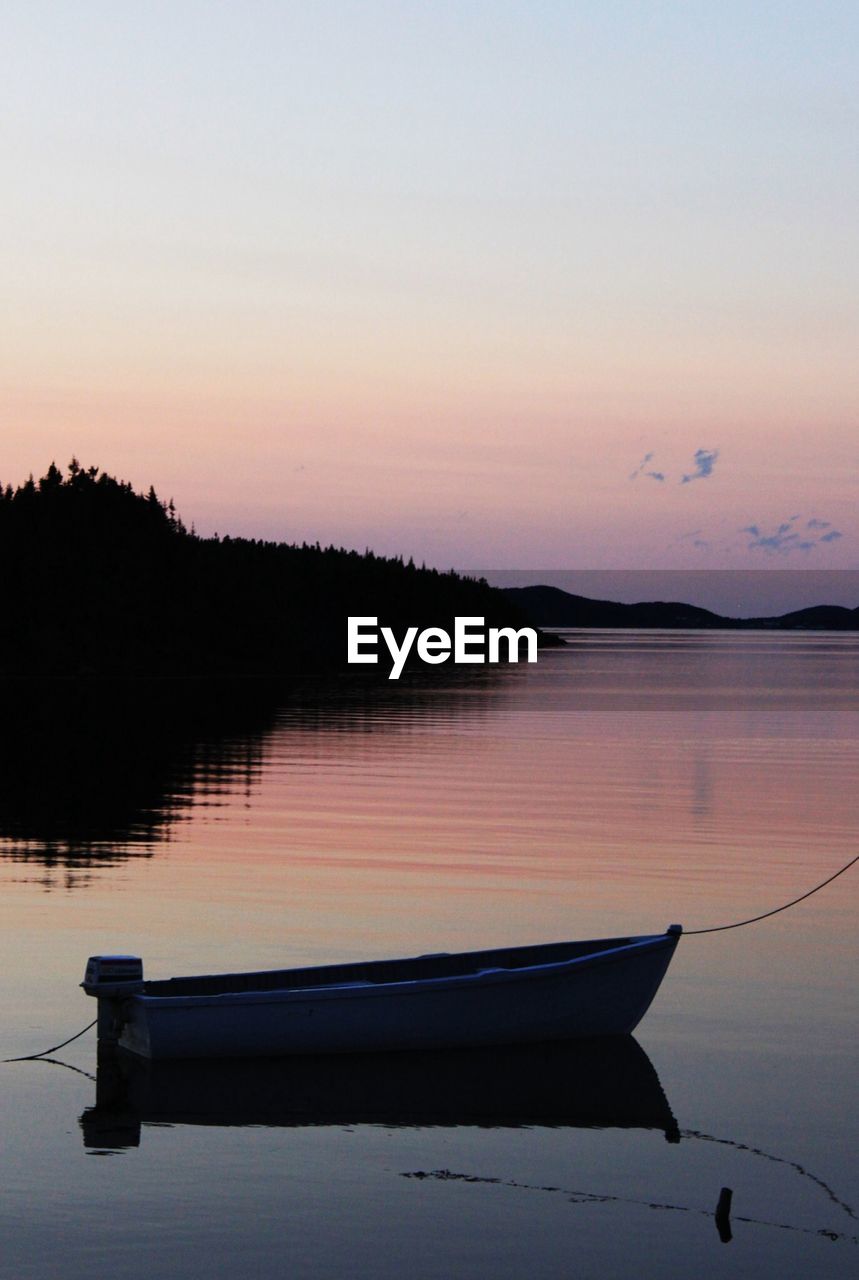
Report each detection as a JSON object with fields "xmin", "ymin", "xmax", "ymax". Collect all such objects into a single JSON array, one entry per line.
[{"xmin": 1, "ymin": 632, "xmax": 857, "ymax": 1278}]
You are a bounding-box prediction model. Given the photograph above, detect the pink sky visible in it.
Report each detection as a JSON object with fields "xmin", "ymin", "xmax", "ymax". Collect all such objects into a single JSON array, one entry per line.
[{"xmin": 3, "ymin": 2, "xmax": 857, "ymax": 574}]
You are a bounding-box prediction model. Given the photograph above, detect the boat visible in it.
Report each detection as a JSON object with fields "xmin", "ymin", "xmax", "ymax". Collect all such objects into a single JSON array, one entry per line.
[
  {"xmin": 82, "ymin": 926, "xmax": 682, "ymax": 1061},
  {"xmin": 80, "ymin": 1036, "xmax": 680, "ymax": 1149}
]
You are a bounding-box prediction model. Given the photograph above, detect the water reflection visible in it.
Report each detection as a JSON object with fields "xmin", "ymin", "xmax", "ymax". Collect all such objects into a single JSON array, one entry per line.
[
  {"xmin": 0, "ymin": 679, "xmax": 281, "ymax": 883},
  {"xmin": 0, "ymin": 672, "xmax": 509, "ymax": 885},
  {"xmin": 80, "ymin": 1036, "xmax": 679, "ymax": 1149}
]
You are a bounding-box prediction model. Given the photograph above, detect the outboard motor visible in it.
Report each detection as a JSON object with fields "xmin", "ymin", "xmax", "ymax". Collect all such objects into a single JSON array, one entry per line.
[{"xmin": 81, "ymin": 956, "xmax": 144, "ymax": 1048}]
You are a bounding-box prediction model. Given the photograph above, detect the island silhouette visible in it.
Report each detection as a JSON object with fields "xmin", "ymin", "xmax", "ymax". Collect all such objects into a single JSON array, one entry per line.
[
  {"xmin": 504, "ymin": 584, "xmax": 859, "ymax": 631},
  {"xmin": 0, "ymin": 461, "xmax": 547, "ymax": 677},
  {"xmin": 3, "ymin": 463, "xmax": 855, "ymax": 685}
]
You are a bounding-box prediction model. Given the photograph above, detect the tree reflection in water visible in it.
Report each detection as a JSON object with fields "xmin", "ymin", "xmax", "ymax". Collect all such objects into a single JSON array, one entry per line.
[
  {"xmin": 0, "ymin": 669, "xmax": 510, "ymax": 888},
  {"xmin": 0, "ymin": 679, "xmax": 279, "ymax": 886}
]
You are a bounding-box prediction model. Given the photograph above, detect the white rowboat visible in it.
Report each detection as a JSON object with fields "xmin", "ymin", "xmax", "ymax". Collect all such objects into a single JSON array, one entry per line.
[{"xmin": 82, "ymin": 927, "xmax": 682, "ymax": 1061}]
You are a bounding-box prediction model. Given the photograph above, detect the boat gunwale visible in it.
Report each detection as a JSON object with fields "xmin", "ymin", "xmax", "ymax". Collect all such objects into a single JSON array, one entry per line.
[{"xmin": 131, "ymin": 934, "xmax": 677, "ymax": 1011}]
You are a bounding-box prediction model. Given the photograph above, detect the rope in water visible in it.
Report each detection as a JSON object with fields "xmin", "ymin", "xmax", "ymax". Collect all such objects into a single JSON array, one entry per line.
[
  {"xmin": 685, "ymin": 853, "xmax": 859, "ymax": 935},
  {"xmin": 3, "ymin": 1018, "xmax": 98, "ymax": 1064}
]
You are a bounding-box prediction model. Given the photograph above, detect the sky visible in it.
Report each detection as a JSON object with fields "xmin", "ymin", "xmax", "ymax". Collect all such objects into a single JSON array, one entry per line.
[{"xmin": 3, "ymin": 1, "xmax": 858, "ymax": 591}]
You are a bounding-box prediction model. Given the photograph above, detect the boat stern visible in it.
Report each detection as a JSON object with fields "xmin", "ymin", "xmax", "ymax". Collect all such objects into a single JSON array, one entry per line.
[{"xmin": 81, "ymin": 956, "xmax": 145, "ymax": 1049}]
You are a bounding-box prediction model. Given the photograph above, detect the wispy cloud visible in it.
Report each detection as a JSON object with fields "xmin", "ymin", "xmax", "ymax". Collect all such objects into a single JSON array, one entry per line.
[
  {"xmin": 680, "ymin": 448, "xmax": 719, "ymax": 484},
  {"xmin": 676, "ymin": 528, "xmax": 711, "ymax": 550},
  {"xmin": 630, "ymin": 447, "xmax": 718, "ymax": 485},
  {"xmin": 740, "ymin": 515, "xmax": 844, "ymax": 556},
  {"xmin": 629, "ymin": 452, "xmax": 665, "ymax": 482}
]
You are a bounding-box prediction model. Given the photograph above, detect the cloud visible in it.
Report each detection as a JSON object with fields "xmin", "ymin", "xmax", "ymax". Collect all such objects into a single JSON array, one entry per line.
[
  {"xmin": 631, "ymin": 447, "xmax": 718, "ymax": 485},
  {"xmin": 680, "ymin": 448, "xmax": 719, "ymax": 484},
  {"xmin": 740, "ymin": 515, "xmax": 844, "ymax": 556},
  {"xmin": 629, "ymin": 452, "xmax": 665, "ymax": 482},
  {"xmin": 671, "ymin": 528, "xmax": 712, "ymax": 552}
]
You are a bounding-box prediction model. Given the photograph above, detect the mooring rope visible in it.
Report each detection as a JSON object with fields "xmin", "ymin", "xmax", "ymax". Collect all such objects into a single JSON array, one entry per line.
[
  {"xmin": 683, "ymin": 1129, "xmax": 857, "ymax": 1222},
  {"xmin": 684, "ymin": 853, "xmax": 859, "ymax": 935},
  {"xmin": 3, "ymin": 1017, "xmax": 98, "ymax": 1064}
]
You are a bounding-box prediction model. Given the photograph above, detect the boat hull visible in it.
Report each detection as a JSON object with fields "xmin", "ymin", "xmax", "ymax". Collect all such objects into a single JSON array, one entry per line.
[{"xmin": 112, "ymin": 934, "xmax": 679, "ymax": 1061}]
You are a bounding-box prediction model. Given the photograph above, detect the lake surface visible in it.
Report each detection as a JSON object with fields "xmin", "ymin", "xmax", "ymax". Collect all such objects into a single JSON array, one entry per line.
[{"xmin": 1, "ymin": 632, "xmax": 857, "ymax": 1278}]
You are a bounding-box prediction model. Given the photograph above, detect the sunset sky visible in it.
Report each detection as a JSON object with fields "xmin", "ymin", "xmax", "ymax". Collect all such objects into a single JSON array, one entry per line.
[{"xmin": 3, "ymin": 1, "xmax": 857, "ymax": 579}]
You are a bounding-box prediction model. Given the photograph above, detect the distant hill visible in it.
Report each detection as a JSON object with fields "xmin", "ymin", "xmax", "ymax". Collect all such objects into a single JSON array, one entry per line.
[
  {"xmin": 761, "ymin": 604, "xmax": 859, "ymax": 629},
  {"xmin": 503, "ymin": 584, "xmax": 859, "ymax": 631},
  {"xmin": 0, "ymin": 462, "xmax": 551, "ymax": 677}
]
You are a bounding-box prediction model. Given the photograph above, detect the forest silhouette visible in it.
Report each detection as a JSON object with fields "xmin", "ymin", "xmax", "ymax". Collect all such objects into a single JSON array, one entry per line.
[{"xmin": 0, "ymin": 461, "xmax": 542, "ymax": 677}]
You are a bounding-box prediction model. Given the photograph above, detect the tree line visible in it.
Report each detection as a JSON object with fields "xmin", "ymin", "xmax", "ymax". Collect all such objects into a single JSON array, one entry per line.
[{"xmin": 0, "ymin": 461, "xmax": 538, "ymax": 677}]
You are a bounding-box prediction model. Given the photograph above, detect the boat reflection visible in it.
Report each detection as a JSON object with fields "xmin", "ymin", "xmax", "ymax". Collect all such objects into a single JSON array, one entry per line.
[{"xmin": 80, "ymin": 1035, "xmax": 679, "ymax": 1150}]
